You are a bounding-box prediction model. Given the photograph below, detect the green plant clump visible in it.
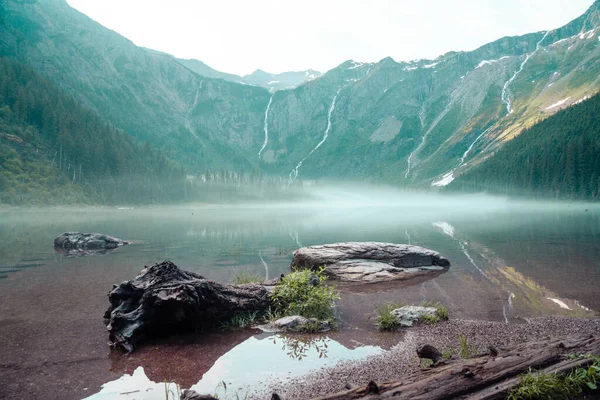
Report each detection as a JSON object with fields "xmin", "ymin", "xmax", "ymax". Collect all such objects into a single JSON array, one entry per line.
[
  {"xmin": 420, "ymin": 301, "xmax": 449, "ymax": 323},
  {"xmin": 270, "ymin": 267, "xmax": 340, "ymax": 321},
  {"xmin": 232, "ymin": 271, "xmax": 264, "ymax": 285},
  {"xmin": 458, "ymin": 334, "xmax": 474, "ymax": 358},
  {"xmin": 374, "ymin": 302, "xmax": 404, "ymax": 331},
  {"xmin": 219, "ymin": 311, "xmax": 260, "ymax": 330},
  {"xmin": 507, "ymin": 357, "xmax": 600, "ymax": 400}
]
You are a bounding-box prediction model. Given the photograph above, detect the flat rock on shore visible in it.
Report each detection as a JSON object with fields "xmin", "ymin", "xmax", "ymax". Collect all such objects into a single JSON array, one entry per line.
[{"xmin": 291, "ymin": 242, "xmax": 450, "ymax": 283}]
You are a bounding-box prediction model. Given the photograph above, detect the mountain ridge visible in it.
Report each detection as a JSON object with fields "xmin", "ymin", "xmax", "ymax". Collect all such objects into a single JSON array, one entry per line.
[{"xmin": 1, "ymin": 0, "xmax": 599, "ymax": 199}]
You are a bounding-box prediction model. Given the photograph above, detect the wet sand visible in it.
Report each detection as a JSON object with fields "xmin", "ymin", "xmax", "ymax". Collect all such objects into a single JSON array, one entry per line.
[{"xmin": 262, "ymin": 317, "xmax": 600, "ymax": 400}]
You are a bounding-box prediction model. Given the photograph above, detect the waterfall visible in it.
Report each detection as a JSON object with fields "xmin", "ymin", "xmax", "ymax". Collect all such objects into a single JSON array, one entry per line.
[
  {"xmin": 290, "ymin": 87, "xmax": 342, "ymax": 182},
  {"xmin": 431, "ymin": 126, "xmax": 493, "ymax": 187},
  {"xmin": 405, "ymin": 94, "xmax": 457, "ymax": 179},
  {"xmin": 258, "ymin": 95, "xmax": 273, "ymax": 159},
  {"xmin": 259, "ymin": 251, "xmax": 269, "ymax": 281},
  {"xmin": 501, "ymin": 31, "xmax": 550, "ymax": 115},
  {"xmin": 185, "ymin": 80, "xmax": 203, "ymax": 139}
]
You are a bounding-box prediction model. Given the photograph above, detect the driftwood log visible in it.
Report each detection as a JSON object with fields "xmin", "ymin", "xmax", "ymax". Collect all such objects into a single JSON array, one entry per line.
[
  {"xmin": 104, "ymin": 261, "xmax": 270, "ymax": 352},
  {"xmin": 310, "ymin": 335, "xmax": 600, "ymax": 399}
]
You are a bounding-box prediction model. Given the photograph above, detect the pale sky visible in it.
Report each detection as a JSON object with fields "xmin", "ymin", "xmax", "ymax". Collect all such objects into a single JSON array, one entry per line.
[{"xmin": 66, "ymin": 0, "xmax": 595, "ymax": 76}]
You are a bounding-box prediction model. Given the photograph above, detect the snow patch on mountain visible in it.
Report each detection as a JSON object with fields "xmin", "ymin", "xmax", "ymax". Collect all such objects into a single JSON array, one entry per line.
[
  {"xmin": 475, "ymin": 56, "xmax": 510, "ymax": 69},
  {"xmin": 545, "ymin": 97, "xmax": 570, "ymax": 110},
  {"xmin": 423, "ymin": 62, "xmax": 439, "ymax": 69},
  {"xmin": 574, "ymin": 95, "xmax": 590, "ymax": 105},
  {"xmin": 579, "ymin": 29, "xmax": 596, "ymax": 40},
  {"xmin": 431, "ymin": 172, "xmax": 455, "ymax": 187}
]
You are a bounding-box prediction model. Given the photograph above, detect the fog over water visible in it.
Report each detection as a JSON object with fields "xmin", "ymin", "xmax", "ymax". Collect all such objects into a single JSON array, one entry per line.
[{"xmin": 1, "ymin": 184, "xmax": 599, "ymax": 399}]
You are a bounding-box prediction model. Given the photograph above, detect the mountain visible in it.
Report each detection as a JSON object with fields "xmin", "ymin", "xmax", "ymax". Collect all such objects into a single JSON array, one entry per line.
[
  {"xmin": 176, "ymin": 58, "xmax": 242, "ymax": 82},
  {"xmin": 0, "ymin": 57, "xmax": 184, "ymax": 204},
  {"xmin": 447, "ymin": 93, "xmax": 600, "ymax": 199},
  {"xmin": 1, "ymin": 0, "xmax": 599, "ymax": 201},
  {"xmin": 176, "ymin": 59, "xmax": 322, "ymax": 90},
  {"xmin": 241, "ymin": 69, "xmax": 322, "ymax": 91}
]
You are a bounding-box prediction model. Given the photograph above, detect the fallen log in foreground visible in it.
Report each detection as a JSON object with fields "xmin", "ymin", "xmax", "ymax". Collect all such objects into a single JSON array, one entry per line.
[
  {"xmin": 310, "ymin": 335, "xmax": 599, "ymax": 400},
  {"xmin": 104, "ymin": 261, "xmax": 270, "ymax": 352}
]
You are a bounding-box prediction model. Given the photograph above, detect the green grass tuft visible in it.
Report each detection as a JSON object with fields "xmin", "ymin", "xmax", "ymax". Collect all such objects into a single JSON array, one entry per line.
[
  {"xmin": 232, "ymin": 271, "xmax": 264, "ymax": 285},
  {"xmin": 507, "ymin": 357, "xmax": 600, "ymax": 400},
  {"xmin": 373, "ymin": 302, "xmax": 403, "ymax": 331},
  {"xmin": 420, "ymin": 301, "xmax": 449, "ymax": 322},
  {"xmin": 219, "ymin": 311, "xmax": 260, "ymax": 330},
  {"xmin": 458, "ymin": 334, "xmax": 474, "ymax": 358}
]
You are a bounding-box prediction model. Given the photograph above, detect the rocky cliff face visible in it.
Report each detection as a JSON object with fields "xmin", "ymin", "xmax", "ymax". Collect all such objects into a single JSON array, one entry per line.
[{"xmin": 2, "ymin": 0, "xmax": 599, "ymax": 185}]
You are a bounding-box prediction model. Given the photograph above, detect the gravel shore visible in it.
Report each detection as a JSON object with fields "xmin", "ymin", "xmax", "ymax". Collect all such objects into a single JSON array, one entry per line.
[{"xmin": 258, "ymin": 317, "xmax": 600, "ymax": 400}]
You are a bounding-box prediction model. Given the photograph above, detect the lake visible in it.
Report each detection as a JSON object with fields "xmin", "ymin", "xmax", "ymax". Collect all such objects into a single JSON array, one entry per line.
[{"xmin": 1, "ymin": 190, "xmax": 599, "ymax": 399}]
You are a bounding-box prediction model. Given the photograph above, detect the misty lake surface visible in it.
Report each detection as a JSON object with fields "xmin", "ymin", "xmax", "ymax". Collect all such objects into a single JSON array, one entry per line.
[{"xmin": 1, "ymin": 191, "xmax": 599, "ymax": 399}]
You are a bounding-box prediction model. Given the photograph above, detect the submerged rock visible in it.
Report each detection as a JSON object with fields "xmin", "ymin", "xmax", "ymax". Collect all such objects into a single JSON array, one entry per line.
[
  {"xmin": 391, "ymin": 305, "xmax": 440, "ymax": 327},
  {"xmin": 291, "ymin": 242, "xmax": 450, "ymax": 283},
  {"xmin": 257, "ymin": 315, "xmax": 331, "ymax": 333},
  {"xmin": 180, "ymin": 390, "xmax": 217, "ymax": 400},
  {"xmin": 54, "ymin": 232, "xmax": 129, "ymax": 257},
  {"xmin": 104, "ymin": 261, "xmax": 270, "ymax": 352}
]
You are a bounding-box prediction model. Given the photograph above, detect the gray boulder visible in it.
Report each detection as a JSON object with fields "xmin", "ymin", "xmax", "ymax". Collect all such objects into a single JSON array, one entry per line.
[
  {"xmin": 54, "ymin": 232, "xmax": 129, "ymax": 257},
  {"xmin": 291, "ymin": 242, "xmax": 450, "ymax": 283},
  {"xmin": 392, "ymin": 305, "xmax": 439, "ymax": 327},
  {"xmin": 257, "ymin": 315, "xmax": 330, "ymax": 333}
]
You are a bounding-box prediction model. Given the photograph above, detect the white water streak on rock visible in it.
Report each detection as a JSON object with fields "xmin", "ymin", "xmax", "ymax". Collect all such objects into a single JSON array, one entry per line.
[
  {"xmin": 259, "ymin": 251, "xmax": 269, "ymax": 281},
  {"xmin": 431, "ymin": 126, "xmax": 493, "ymax": 187},
  {"xmin": 503, "ymin": 292, "xmax": 515, "ymax": 324},
  {"xmin": 290, "ymin": 87, "xmax": 342, "ymax": 182},
  {"xmin": 405, "ymin": 97, "xmax": 456, "ymax": 179},
  {"xmin": 185, "ymin": 80, "xmax": 203, "ymax": 139},
  {"xmin": 501, "ymin": 31, "xmax": 550, "ymax": 115},
  {"xmin": 289, "ymin": 229, "xmax": 302, "ymax": 248},
  {"xmin": 258, "ymin": 95, "xmax": 274, "ymax": 159}
]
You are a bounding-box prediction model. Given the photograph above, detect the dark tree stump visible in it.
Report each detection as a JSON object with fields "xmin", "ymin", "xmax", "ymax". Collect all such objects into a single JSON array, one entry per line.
[{"xmin": 104, "ymin": 261, "xmax": 270, "ymax": 352}]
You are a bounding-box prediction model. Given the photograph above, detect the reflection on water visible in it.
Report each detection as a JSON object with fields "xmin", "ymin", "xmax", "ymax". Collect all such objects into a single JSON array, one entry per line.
[
  {"xmin": 85, "ymin": 334, "xmax": 381, "ymax": 400},
  {"xmin": 0, "ymin": 193, "xmax": 599, "ymax": 399},
  {"xmin": 190, "ymin": 333, "xmax": 381, "ymax": 398},
  {"xmin": 84, "ymin": 367, "xmax": 181, "ymax": 400}
]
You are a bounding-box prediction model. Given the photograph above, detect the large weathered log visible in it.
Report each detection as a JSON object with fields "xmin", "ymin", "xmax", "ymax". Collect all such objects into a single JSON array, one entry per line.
[
  {"xmin": 104, "ymin": 261, "xmax": 270, "ymax": 352},
  {"xmin": 310, "ymin": 335, "xmax": 600, "ymax": 399},
  {"xmin": 291, "ymin": 242, "xmax": 450, "ymax": 283}
]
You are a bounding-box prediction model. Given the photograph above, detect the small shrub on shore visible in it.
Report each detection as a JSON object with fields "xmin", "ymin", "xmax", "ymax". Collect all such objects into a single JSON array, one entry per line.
[
  {"xmin": 374, "ymin": 302, "xmax": 403, "ymax": 331},
  {"xmin": 420, "ymin": 301, "xmax": 449, "ymax": 323},
  {"xmin": 270, "ymin": 267, "xmax": 340, "ymax": 321},
  {"xmin": 232, "ymin": 271, "xmax": 264, "ymax": 285},
  {"xmin": 458, "ymin": 334, "xmax": 474, "ymax": 358},
  {"xmin": 507, "ymin": 357, "xmax": 600, "ymax": 400},
  {"xmin": 219, "ymin": 311, "xmax": 260, "ymax": 330}
]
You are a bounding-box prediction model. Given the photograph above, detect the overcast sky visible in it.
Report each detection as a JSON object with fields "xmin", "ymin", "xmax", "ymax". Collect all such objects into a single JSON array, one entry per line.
[{"xmin": 66, "ymin": 0, "xmax": 594, "ymax": 76}]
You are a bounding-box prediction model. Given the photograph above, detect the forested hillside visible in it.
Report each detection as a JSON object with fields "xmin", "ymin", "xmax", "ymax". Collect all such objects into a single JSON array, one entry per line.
[
  {"xmin": 448, "ymin": 93, "xmax": 600, "ymax": 199},
  {"xmin": 0, "ymin": 57, "xmax": 185, "ymax": 204}
]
